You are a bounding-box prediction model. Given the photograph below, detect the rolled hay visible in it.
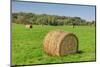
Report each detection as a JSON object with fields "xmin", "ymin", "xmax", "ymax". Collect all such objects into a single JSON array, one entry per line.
[
  {"xmin": 25, "ymin": 24, "xmax": 32, "ymax": 28},
  {"xmin": 43, "ymin": 30, "xmax": 78, "ymax": 56}
]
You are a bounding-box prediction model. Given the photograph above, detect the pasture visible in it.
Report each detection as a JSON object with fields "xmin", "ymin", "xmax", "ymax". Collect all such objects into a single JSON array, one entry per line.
[{"xmin": 12, "ymin": 23, "xmax": 96, "ymax": 65}]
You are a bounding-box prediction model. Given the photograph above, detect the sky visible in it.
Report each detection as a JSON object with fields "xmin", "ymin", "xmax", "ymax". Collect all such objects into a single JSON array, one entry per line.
[{"xmin": 12, "ymin": 1, "xmax": 96, "ymax": 21}]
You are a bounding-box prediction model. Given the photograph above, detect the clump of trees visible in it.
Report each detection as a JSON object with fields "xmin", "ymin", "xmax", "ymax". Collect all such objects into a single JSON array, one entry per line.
[{"xmin": 12, "ymin": 12, "xmax": 95, "ymax": 26}]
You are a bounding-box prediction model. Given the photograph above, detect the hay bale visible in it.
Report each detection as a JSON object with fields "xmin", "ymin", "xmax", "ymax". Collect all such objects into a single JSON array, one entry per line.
[
  {"xmin": 25, "ymin": 24, "xmax": 32, "ymax": 28},
  {"xmin": 43, "ymin": 30, "xmax": 78, "ymax": 56}
]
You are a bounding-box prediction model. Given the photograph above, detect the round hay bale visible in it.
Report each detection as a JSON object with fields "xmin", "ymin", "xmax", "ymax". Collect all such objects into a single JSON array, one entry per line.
[
  {"xmin": 43, "ymin": 30, "xmax": 78, "ymax": 56},
  {"xmin": 25, "ymin": 24, "xmax": 32, "ymax": 28}
]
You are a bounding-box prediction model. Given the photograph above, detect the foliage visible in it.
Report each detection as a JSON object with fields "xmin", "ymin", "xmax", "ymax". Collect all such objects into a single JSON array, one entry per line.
[{"xmin": 12, "ymin": 12, "xmax": 95, "ymax": 26}]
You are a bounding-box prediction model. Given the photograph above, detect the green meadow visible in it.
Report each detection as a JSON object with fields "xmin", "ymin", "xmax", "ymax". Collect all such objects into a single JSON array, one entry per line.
[{"xmin": 12, "ymin": 23, "xmax": 96, "ymax": 65}]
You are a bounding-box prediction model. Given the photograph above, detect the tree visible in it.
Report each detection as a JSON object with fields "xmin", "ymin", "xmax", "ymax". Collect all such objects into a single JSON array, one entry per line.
[{"xmin": 12, "ymin": 12, "xmax": 89, "ymax": 26}]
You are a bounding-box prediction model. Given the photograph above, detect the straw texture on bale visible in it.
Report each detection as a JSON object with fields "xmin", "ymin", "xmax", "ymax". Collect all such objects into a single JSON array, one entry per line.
[
  {"xmin": 25, "ymin": 24, "xmax": 32, "ymax": 28},
  {"xmin": 43, "ymin": 30, "xmax": 78, "ymax": 56}
]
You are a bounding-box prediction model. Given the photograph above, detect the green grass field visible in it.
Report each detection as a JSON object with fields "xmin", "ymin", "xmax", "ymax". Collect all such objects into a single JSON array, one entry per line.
[{"xmin": 12, "ymin": 23, "xmax": 96, "ymax": 65}]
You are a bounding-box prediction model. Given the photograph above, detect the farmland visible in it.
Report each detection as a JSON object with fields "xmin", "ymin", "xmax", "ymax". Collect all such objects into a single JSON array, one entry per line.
[{"xmin": 12, "ymin": 23, "xmax": 96, "ymax": 65}]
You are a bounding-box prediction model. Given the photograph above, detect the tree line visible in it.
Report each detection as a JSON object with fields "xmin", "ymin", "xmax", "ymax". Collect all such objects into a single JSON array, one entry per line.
[{"xmin": 12, "ymin": 12, "xmax": 95, "ymax": 26}]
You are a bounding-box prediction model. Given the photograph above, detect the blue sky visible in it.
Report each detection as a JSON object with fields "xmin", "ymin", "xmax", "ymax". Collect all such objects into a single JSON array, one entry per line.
[{"xmin": 12, "ymin": 1, "xmax": 95, "ymax": 21}]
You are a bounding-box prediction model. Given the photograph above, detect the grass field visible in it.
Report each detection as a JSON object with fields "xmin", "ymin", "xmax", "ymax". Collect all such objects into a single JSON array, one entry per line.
[{"xmin": 12, "ymin": 23, "xmax": 96, "ymax": 65}]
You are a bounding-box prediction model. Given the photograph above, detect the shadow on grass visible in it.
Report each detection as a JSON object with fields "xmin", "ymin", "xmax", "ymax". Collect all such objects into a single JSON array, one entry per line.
[{"xmin": 77, "ymin": 50, "xmax": 84, "ymax": 54}]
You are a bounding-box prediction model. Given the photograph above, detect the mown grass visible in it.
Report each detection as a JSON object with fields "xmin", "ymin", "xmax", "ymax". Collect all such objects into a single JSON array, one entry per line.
[{"xmin": 12, "ymin": 23, "xmax": 96, "ymax": 65}]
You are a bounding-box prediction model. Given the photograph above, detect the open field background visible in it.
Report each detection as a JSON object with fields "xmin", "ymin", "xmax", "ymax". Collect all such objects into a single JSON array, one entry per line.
[{"xmin": 12, "ymin": 23, "xmax": 96, "ymax": 65}]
